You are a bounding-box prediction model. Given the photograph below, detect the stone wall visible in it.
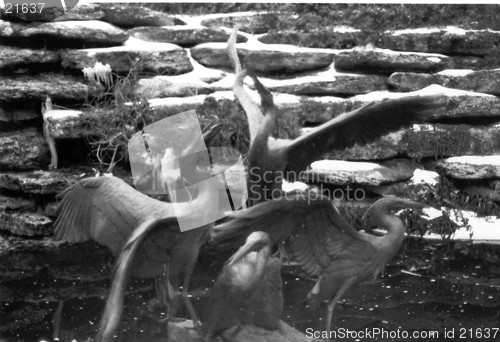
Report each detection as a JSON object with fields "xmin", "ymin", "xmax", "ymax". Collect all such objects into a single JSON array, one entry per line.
[{"xmin": 1, "ymin": 3, "xmax": 500, "ymax": 339}]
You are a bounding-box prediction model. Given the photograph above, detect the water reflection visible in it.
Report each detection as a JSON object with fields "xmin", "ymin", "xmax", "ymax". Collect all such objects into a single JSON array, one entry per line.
[{"xmin": 1, "ymin": 242, "xmax": 499, "ymax": 341}]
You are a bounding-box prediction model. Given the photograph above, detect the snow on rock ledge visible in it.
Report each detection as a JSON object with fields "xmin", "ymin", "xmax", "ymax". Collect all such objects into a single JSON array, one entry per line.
[
  {"xmin": 421, "ymin": 207, "xmax": 500, "ymax": 244},
  {"xmin": 0, "ymin": 19, "xmax": 128, "ymax": 48},
  {"xmin": 388, "ymin": 68, "xmax": 500, "ymax": 96},
  {"xmin": 191, "ymin": 41, "xmax": 336, "ymax": 73},
  {"xmin": 61, "ymin": 38, "xmax": 193, "ymax": 75},
  {"xmin": 335, "ymin": 46, "xmax": 451, "ymax": 74},
  {"xmin": 380, "ymin": 26, "xmax": 500, "ymax": 56},
  {"xmin": 302, "ymin": 159, "xmax": 416, "ymax": 186},
  {"xmin": 437, "ymin": 155, "xmax": 500, "ymax": 180}
]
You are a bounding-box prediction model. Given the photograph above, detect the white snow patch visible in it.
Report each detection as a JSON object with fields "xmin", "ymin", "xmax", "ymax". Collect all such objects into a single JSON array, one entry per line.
[
  {"xmin": 122, "ymin": 37, "xmax": 181, "ymax": 51},
  {"xmin": 410, "ymin": 169, "xmax": 440, "ymax": 186},
  {"xmin": 282, "ymin": 180, "xmax": 310, "ymax": 192},
  {"xmin": 411, "ymin": 124, "xmax": 434, "ymax": 132},
  {"xmin": 148, "ymin": 95, "xmax": 206, "ymax": 108},
  {"xmin": 421, "ymin": 207, "xmax": 444, "ymax": 220},
  {"xmin": 426, "ymin": 57, "xmax": 443, "ymax": 63},
  {"xmin": 311, "ymin": 160, "xmax": 380, "ymax": 172},
  {"xmin": 420, "ymin": 207, "xmax": 500, "ymax": 244},
  {"xmin": 352, "ymin": 84, "xmax": 494, "ymax": 102},
  {"xmin": 445, "ymin": 155, "xmax": 500, "ymax": 166},
  {"xmin": 273, "ymin": 93, "xmax": 303, "ymax": 106},
  {"xmin": 391, "ymin": 26, "xmax": 499, "ymax": 36},
  {"xmin": 438, "ymin": 69, "xmax": 475, "ymax": 77},
  {"xmin": 353, "ymin": 45, "xmax": 447, "ymax": 58},
  {"xmin": 44, "ymin": 110, "xmax": 82, "ymax": 120},
  {"xmin": 333, "ymin": 26, "xmax": 361, "ymax": 33},
  {"xmin": 391, "ymin": 27, "xmax": 444, "ymax": 35},
  {"xmin": 178, "ymin": 11, "xmax": 270, "ymax": 27}
]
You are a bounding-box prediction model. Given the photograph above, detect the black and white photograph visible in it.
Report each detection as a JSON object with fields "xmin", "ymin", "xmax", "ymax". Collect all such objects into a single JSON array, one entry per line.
[{"xmin": 1, "ymin": 1, "xmax": 499, "ymax": 341}]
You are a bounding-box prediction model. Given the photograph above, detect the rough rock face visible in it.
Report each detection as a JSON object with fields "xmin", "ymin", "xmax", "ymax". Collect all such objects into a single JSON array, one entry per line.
[
  {"xmin": 61, "ymin": 42, "xmax": 193, "ymax": 75},
  {"xmin": 0, "ymin": 128, "xmax": 49, "ymax": 171},
  {"xmin": 0, "ymin": 2, "xmax": 104, "ymax": 22},
  {"xmin": 0, "ymin": 170, "xmax": 82, "ymax": 195},
  {"xmin": 0, "ymin": 46, "xmax": 60, "ymax": 74},
  {"xmin": 135, "ymin": 75, "xmax": 213, "ymax": 99},
  {"xmin": 201, "ymin": 13, "xmax": 285, "ymax": 34},
  {"xmin": 191, "ymin": 42, "xmax": 335, "ymax": 73},
  {"xmin": 0, "ymin": 75, "xmax": 103, "ymax": 105},
  {"xmin": 334, "ymin": 46, "xmax": 450, "ymax": 74},
  {"xmin": 302, "ymin": 159, "xmax": 416, "ymax": 186},
  {"xmin": 0, "ymin": 19, "xmax": 129, "ymax": 48},
  {"xmin": 100, "ymin": 4, "xmax": 176, "ymax": 28},
  {"xmin": 128, "ymin": 26, "xmax": 248, "ymax": 46},
  {"xmin": 258, "ymin": 26, "xmax": 370, "ymax": 49},
  {"xmin": 43, "ymin": 109, "xmax": 93, "ymax": 139},
  {"xmin": 253, "ymin": 72, "xmax": 387, "ymax": 96},
  {"xmin": 329, "ymin": 124, "xmax": 500, "ymax": 161},
  {"xmin": 145, "ymin": 86, "xmax": 500, "ymax": 133},
  {"xmin": 0, "ymin": 212, "xmax": 52, "ymax": 237},
  {"xmin": 343, "ymin": 85, "xmax": 500, "ymax": 121},
  {"xmin": 437, "ymin": 156, "xmax": 500, "ymax": 180},
  {"xmin": 388, "ymin": 69, "xmax": 500, "ymax": 95},
  {"xmin": 0, "ymin": 104, "xmax": 39, "ymax": 122},
  {"xmin": 379, "ymin": 26, "xmax": 500, "ymax": 56}
]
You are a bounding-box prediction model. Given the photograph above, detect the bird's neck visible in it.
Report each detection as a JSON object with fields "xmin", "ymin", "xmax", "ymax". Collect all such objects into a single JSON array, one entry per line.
[
  {"xmin": 377, "ymin": 215, "xmax": 406, "ymax": 257},
  {"xmin": 240, "ymin": 246, "xmax": 271, "ymax": 291},
  {"xmin": 260, "ymin": 108, "xmax": 277, "ymax": 140},
  {"xmin": 246, "ymin": 110, "xmax": 279, "ymax": 205},
  {"xmin": 232, "ymin": 83, "xmax": 262, "ymax": 143}
]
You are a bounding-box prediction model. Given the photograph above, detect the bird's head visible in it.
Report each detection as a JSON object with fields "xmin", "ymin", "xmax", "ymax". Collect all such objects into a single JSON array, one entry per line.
[
  {"xmin": 245, "ymin": 64, "xmax": 275, "ymax": 111},
  {"xmin": 362, "ymin": 197, "xmax": 427, "ymax": 230},
  {"xmin": 226, "ymin": 231, "xmax": 271, "ymax": 266}
]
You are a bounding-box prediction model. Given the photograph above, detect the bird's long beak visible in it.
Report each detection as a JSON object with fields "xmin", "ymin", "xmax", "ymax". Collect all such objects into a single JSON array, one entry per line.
[
  {"xmin": 227, "ymin": 238, "xmax": 262, "ymax": 267},
  {"xmin": 244, "ymin": 63, "xmax": 275, "ymax": 109}
]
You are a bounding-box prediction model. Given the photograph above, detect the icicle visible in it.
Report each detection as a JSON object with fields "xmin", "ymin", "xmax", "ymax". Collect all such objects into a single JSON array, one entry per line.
[{"xmin": 82, "ymin": 62, "xmax": 113, "ymax": 88}]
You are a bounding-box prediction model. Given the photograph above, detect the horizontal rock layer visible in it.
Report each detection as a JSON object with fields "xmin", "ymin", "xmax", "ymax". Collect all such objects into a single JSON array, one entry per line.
[
  {"xmin": 128, "ymin": 26, "xmax": 248, "ymax": 46},
  {"xmin": 0, "ymin": 128, "xmax": 48, "ymax": 171},
  {"xmin": 438, "ymin": 156, "xmax": 500, "ymax": 179},
  {"xmin": 0, "ymin": 75, "xmax": 103, "ymax": 103},
  {"xmin": 0, "ymin": 19, "xmax": 128, "ymax": 48},
  {"xmin": 191, "ymin": 42, "xmax": 335, "ymax": 73},
  {"xmin": 388, "ymin": 69, "xmax": 500, "ymax": 96},
  {"xmin": 60, "ymin": 42, "xmax": 193, "ymax": 75}
]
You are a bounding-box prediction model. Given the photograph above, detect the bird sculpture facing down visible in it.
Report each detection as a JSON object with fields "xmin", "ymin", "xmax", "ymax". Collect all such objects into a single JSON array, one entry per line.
[
  {"xmin": 53, "ymin": 123, "xmax": 223, "ymax": 342},
  {"xmin": 203, "ymin": 231, "xmax": 283, "ymax": 342},
  {"xmin": 212, "ymin": 195, "xmax": 426, "ymax": 331},
  {"xmin": 227, "ymin": 26, "xmax": 446, "ymax": 205}
]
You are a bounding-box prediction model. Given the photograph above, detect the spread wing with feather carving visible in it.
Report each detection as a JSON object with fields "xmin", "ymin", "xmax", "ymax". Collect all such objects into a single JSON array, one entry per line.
[
  {"xmin": 53, "ymin": 176, "xmax": 173, "ymax": 256},
  {"xmin": 285, "ymin": 94, "xmax": 445, "ymax": 173},
  {"xmin": 212, "ymin": 193, "xmax": 377, "ymax": 278}
]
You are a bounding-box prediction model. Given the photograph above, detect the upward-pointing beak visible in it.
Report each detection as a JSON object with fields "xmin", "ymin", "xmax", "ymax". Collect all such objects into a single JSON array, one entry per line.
[{"xmin": 227, "ymin": 238, "xmax": 261, "ymax": 267}]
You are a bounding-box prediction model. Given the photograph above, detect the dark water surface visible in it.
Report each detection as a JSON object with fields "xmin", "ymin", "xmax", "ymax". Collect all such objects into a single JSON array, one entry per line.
[{"xmin": 1, "ymin": 239, "xmax": 499, "ymax": 342}]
